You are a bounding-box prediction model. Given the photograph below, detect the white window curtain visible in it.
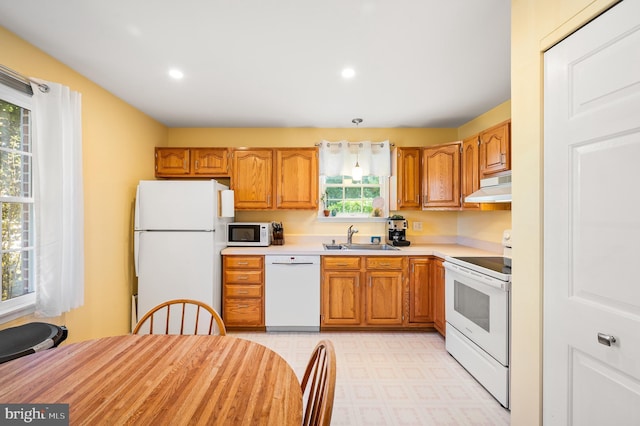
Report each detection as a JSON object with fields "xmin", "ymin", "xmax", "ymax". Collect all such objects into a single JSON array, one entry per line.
[
  {"xmin": 31, "ymin": 80, "xmax": 84, "ymax": 317},
  {"xmin": 319, "ymin": 140, "xmax": 391, "ymax": 176}
]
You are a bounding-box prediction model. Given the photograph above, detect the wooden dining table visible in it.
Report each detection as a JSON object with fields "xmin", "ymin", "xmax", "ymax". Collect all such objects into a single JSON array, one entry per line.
[{"xmin": 0, "ymin": 334, "xmax": 303, "ymax": 425}]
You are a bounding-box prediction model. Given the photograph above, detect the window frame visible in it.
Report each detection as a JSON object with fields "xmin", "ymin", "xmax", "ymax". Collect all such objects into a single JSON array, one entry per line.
[
  {"xmin": 0, "ymin": 84, "xmax": 36, "ymax": 322},
  {"xmin": 317, "ymin": 174, "xmax": 390, "ymax": 223}
]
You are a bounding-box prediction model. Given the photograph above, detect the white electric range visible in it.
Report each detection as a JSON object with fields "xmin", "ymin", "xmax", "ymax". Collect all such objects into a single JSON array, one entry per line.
[{"xmin": 443, "ymin": 230, "xmax": 512, "ymax": 408}]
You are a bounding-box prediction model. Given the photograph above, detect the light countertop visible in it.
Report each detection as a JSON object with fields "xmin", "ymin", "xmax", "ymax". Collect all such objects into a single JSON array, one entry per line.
[{"xmin": 221, "ymin": 242, "xmax": 499, "ymax": 259}]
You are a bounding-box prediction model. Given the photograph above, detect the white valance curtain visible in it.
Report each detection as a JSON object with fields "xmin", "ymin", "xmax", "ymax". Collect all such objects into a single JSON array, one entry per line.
[
  {"xmin": 31, "ymin": 80, "xmax": 84, "ymax": 317},
  {"xmin": 318, "ymin": 140, "xmax": 391, "ymax": 177}
]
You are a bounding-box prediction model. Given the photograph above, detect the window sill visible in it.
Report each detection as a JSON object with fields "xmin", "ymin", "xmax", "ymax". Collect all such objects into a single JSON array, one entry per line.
[{"xmin": 0, "ymin": 294, "xmax": 36, "ymax": 324}]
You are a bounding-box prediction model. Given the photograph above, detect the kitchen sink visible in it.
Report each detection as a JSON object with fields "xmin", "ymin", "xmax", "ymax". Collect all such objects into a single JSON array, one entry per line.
[
  {"xmin": 322, "ymin": 243, "xmax": 399, "ymax": 251},
  {"xmin": 323, "ymin": 243, "xmax": 344, "ymax": 250}
]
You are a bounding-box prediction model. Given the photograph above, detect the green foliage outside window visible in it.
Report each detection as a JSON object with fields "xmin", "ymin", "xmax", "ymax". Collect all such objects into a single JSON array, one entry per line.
[
  {"xmin": 0, "ymin": 99, "xmax": 33, "ymax": 302},
  {"xmin": 324, "ymin": 175, "xmax": 381, "ymax": 215}
]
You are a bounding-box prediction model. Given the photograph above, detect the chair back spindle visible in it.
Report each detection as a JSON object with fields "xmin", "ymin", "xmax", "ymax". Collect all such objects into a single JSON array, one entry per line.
[
  {"xmin": 133, "ymin": 299, "xmax": 226, "ymax": 336},
  {"xmin": 301, "ymin": 340, "xmax": 336, "ymax": 426}
]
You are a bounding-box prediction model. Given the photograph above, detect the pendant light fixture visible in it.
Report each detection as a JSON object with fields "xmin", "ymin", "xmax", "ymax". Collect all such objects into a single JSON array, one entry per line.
[{"xmin": 351, "ymin": 118, "xmax": 363, "ymax": 182}]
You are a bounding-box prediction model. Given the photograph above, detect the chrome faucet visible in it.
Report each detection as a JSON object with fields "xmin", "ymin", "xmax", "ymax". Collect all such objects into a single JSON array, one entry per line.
[{"xmin": 347, "ymin": 225, "xmax": 359, "ymax": 244}]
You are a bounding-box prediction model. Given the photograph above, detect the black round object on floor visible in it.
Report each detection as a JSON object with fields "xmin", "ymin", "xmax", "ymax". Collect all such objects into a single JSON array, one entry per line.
[{"xmin": 0, "ymin": 322, "xmax": 68, "ymax": 364}]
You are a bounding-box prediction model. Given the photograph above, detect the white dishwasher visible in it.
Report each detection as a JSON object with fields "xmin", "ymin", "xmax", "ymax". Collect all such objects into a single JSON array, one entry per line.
[{"xmin": 265, "ymin": 255, "xmax": 320, "ymax": 332}]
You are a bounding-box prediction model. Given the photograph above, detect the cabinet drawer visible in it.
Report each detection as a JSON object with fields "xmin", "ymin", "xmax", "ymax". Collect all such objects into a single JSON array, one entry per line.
[
  {"xmin": 224, "ymin": 270, "xmax": 263, "ymax": 284},
  {"xmin": 224, "ymin": 256, "xmax": 263, "ymax": 269},
  {"xmin": 365, "ymin": 257, "xmax": 404, "ymax": 270},
  {"xmin": 225, "ymin": 285, "xmax": 262, "ymax": 298},
  {"xmin": 224, "ymin": 299, "xmax": 263, "ymax": 325},
  {"xmin": 323, "ymin": 256, "xmax": 361, "ymax": 270}
]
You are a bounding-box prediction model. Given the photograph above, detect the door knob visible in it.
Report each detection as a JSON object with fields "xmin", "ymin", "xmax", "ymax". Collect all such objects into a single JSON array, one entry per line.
[{"xmin": 597, "ymin": 333, "xmax": 617, "ymax": 347}]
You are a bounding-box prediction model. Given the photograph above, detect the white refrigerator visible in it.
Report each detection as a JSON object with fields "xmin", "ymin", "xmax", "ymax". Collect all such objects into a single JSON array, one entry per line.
[{"xmin": 134, "ymin": 180, "xmax": 232, "ymax": 328}]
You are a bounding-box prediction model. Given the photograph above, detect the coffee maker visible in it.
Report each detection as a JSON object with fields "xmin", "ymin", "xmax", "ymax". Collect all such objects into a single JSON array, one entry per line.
[{"xmin": 387, "ymin": 216, "xmax": 410, "ymax": 246}]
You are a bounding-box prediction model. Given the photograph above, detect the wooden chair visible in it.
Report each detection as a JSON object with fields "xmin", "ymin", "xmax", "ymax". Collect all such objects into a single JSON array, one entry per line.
[
  {"xmin": 133, "ymin": 299, "xmax": 226, "ymax": 336},
  {"xmin": 301, "ymin": 339, "xmax": 336, "ymax": 426}
]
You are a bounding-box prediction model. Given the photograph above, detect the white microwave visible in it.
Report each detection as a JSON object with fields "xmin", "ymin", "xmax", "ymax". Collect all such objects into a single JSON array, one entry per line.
[{"xmin": 227, "ymin": 222, "xmax": 272, "ymax": 246}]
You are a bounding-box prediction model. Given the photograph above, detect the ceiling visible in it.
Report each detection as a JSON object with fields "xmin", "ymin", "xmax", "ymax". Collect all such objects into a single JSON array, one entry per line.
[{"xmin": 0, "ymin": 1, "xmax": 511, "ymax": 128}]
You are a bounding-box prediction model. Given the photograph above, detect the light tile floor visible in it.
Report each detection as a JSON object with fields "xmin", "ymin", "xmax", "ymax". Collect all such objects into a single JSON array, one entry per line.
[{"xmin": 230, "ymin": 331, "xmax": 510, "ymax": 426}]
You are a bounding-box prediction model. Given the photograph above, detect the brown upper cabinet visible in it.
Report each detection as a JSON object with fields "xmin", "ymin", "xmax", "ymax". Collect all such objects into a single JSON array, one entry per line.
[
  {"xmin": 231, "ymin": 149, "xmax": 274, "ymax": 209},
  {"xmin": 393, "ymin": 120, "xmax": 511, "ymax": 211},
  {"xmin": 275, "ymin": 149, "xmax": 318, "ymax": 210},
  {"xmin": 461, "ymin": 135, "xmax": 481, "ymax": 210},
  {"xmin": 422, "ymin": 142, "xmax": 461, "ymax": 209},
  {"xmin": 231, "ymin": 148, "xmax": 318, "ymax": 210},
  {"xmin": 479, "ymin": 119, "xmax": 511, "ymax": 177},
  {"xmin": 155, "ymin": 147, "xmax": 229, "ymax": 178},
  {"xmin": 393, "ymin": 147, "xmax": 422, "ymax": 209}
]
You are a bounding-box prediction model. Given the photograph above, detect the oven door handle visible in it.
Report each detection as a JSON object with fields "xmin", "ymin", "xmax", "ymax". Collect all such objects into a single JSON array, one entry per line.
[{"xmin": 444, "ymin": 262, "xmax": 510, "ymax": 291}]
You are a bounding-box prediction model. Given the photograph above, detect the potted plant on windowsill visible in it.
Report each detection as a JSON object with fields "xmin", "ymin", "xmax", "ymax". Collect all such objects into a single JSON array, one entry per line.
[{"xmin": 320, "ymin": 192, "xmax": 330, "ymax": 217}]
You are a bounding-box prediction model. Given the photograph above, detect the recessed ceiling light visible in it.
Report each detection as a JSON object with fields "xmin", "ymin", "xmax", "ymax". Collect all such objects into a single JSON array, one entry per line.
[
  {"xmin": 341, "ymin": 67, "xmax": 356, "ymax": 79},
  {"xmin": 169, "ymin": 69, "xmax": 184, "ymax": 80}
]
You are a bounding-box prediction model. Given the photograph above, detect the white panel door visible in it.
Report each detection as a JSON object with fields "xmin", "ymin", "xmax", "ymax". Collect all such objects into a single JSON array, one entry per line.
[
  {"xmin": 135, "ymin": 180, "xmax": 214, "ymax": 231},
  {"xmin": 136, "ymin": 231, "xmax": 215, "ymax": 326},
  {"xmin": 544, "ymin": 1, "xmax": 640, "ymax": 424}
]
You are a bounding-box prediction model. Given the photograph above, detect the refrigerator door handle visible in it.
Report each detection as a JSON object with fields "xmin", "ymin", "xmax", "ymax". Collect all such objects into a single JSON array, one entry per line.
[
  {"xmin": 134, "ymin": 184, "xmax": 140, "ymax": 230},
  {"xmin": 134, "ymin": 232, "xmax": 140, "ymax": 277}
]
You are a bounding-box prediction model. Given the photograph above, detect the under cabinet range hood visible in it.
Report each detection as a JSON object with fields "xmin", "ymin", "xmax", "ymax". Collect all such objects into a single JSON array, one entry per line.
[{"xmin": 465, "ymin": 171, "xmax": 512, "ymax": 203}]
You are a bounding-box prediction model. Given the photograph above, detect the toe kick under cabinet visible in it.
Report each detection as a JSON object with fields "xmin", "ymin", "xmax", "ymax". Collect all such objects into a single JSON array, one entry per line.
[{"xmin": 223, "ymin": 255, "xmax": 265, "ymax": 330}]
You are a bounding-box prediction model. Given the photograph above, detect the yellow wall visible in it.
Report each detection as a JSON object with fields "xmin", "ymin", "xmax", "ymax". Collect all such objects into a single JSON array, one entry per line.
[
  {"xmin": 510, "ymin": 0, "xmax": 618, "ymax": 424},
  {"xmin": 0, "ymin": 26, "xmax": 168, "ymax": 342},
  {"xmin": 458, "ymin": 100, "xmax": 511, "ymax": 140},
  {"xmin": 168, "ymin": 127, "xmax": 458, "ymax": 148}
]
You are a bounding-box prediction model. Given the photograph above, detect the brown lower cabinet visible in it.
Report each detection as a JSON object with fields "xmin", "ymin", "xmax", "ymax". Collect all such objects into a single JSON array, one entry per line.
[
  {"xmin": 222, "ymin": 254, "xmax": 445, "ymax": 334},
  {"xmin": 321, "ymin": 255, "xmax": 442, "ymax": 331},
  {"xmin": 223, "ymin": 255, "xmax": 265, "ymax": 330},
  {"xmin": 364, "ymin": 257, "xmax": 405, "ymax": 326},
  {"xmin": 321, "ymin": 256, "xmax": 362, "ymax": 325},
  {"xmin": 408, "ymin": 257, "xmax": 432, "ymax": 323},
  {"xmin": 432, "ymin": 258, "xmax": 446, "ymax": 336}
]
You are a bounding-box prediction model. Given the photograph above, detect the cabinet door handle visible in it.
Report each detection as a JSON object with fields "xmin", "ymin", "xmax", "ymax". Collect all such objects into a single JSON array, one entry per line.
[
  {"xmin": 501, "ymin": 153, "xmax": 506, "ymax": 164},
  {"xmin": 237, "ymin": 290, "xmax": 249, "ymax": 294},
  {"xmin": 238, "ymin": 304, "xmax": 249, "ymax": 308},
  {"xmin": 238, "ymin": 276, "xmax": 248, "ymax": 280},
  {"xmin": 237, "ymin": 262, "xmax": 249, "ymax": 265},
  {"xmin": 336, "ymin": 263, "xmax": 349, "ymax": 267},
  {"xmin": 379, "ymin": 263, "xmax": 390, "ymax": 267},
  {"xmin": 195, "ymin": 160, "xmax": 199, "ymax": 169}
]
